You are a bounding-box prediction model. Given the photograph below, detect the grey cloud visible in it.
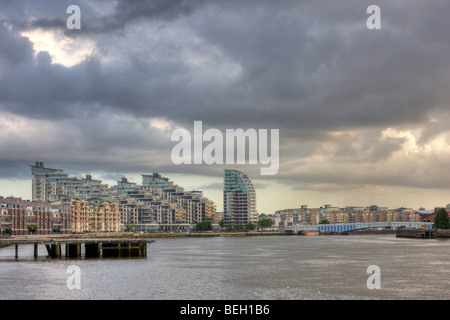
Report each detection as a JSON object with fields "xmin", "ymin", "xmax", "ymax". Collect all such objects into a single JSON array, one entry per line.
[
  {"xmin": 198, "ymin": 182, "xmax": 222, "ymax": 190},
  {"xmin": 6, "ymin": 0, "xmax": 207, "ymax": 35},
  {"xmin": 3, "ymin": 1, "xmax": 450, "ymax": 129},
  {"xmin": 0, "ymin": 110, "xmax": 175, "ymax": 178},
  {"xmin": 199, "ymin": 181, "xmax": 266, "ymax": 190},
  {"xmin": 417, "ymin": 114, "xmax": 450, "ymax": 146},
  {"xmin": 0, "ymin": 159, "xmax": 31, "ymax": 179},
  {"xmin": 329, "ymin": 130, "xmax": 407, "ymax": 163},
  {"xmin": 1, "ymin": 0, "xmax": 450, "ymax": 195},
  {"xmin": 96, "ymin": 0, "xmax": 206, "ymax": 32}
]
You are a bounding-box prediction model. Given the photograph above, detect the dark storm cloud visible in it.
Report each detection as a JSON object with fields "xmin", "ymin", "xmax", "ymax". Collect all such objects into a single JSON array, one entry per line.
[
  {"xmin": 2, "ymin": 0, "xmax": 207, "ymax": 35},
  {"xmin": 2, "ymin": 0, "xmax": 449, "ymax": 127},
  {"xmin": 92, "ymin": 0, "xmax": 207, "ymax": 33},
  {"xmin": 1, "ymin": 0, "xmax": 450, "ymax": 193}
]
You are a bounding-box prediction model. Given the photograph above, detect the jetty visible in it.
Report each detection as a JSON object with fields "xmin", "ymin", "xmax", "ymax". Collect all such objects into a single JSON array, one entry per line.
[
  {"xmin": 0, "ymin": 236, "xmax": 154, "ymax": 259},
  {"xmin": 396, "ymin": 228, "xmax": 436, "ymax": 239}
]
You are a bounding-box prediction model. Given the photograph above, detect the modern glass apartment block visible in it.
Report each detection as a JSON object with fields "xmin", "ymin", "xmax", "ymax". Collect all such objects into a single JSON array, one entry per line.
[
  {"xmin": 30, "ymin": 162, "xmax": 215, "ymax": 230},
  {"xmin": 142, "ymin": 172, "xmax": 171, "ymax": 191},
  {"xmin": 223, "ymin": 169, "xmax": 257, "ymax": 228},
  {"xmin": 30, "ymin": 161, "xmax": 67, "ymax": 202},
  {"xmin": 30, "ymin": 161, "xmax": 110, "ymax": 202},
  {"xmin": 142, "ymin": 172, "xmax": 216, "ymax": 225}
]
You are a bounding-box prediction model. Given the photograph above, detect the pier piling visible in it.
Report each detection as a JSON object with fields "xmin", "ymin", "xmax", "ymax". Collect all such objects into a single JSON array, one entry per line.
[
  {"xmin": 67, "ymin": 243, "xmax": 81, "ymax": 258},
  {"xmin": 50, "ymin": 244, "xmax": 61, "ymax": 258},
  {"xmin": 85, "ymin": 243, "xmax": 100, "ymax": 258},
  {"xmin": 0, "ymin": 237, "xmax": 153, "ymax": 259}
]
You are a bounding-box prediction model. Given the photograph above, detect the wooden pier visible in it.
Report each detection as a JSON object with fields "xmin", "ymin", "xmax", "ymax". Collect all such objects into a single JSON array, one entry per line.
[
  {"xmin": 284, "ymin": 230, "xmax": 319, "ymax": 236},
  {"xmin": 0, "ymin": 236, "xmax": 154, "ymax": 259},
  {"xmin": 396, "ymin": 228, "xmax": 436, "ymax": 239}
]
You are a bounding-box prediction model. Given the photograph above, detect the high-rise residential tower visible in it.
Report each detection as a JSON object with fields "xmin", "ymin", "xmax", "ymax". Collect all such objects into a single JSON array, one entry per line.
[{"xmin": 223, "ymin": 169, "xmax": 257, "ymax": 228}]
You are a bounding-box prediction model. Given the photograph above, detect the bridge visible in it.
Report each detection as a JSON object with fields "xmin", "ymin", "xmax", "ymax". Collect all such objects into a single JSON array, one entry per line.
[{"xmin": 285, "ymin": 222, "xmax": 434, "ymax": 233}]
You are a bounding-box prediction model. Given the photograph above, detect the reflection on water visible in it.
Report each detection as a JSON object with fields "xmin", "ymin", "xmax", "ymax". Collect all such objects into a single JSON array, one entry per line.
[{"xmin": 0, "ymin": 235, "xmax": 449, "ymax": 300}]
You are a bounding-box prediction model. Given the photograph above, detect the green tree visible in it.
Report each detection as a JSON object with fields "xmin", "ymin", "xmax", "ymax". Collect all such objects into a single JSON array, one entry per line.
[
  {"xmin": 2, "ymin": 226, "xmax": 12, "ymax": 237},
  {"xmin": 27, "ymin": 224, "xmax": 38, "ymax": 235},
  {"xmin": 233, "ymin": 224, "xmax": 243, "ymax": 232},
  {"xmin": 434, "ymin": 208, "xmax": 450, "ymax": 229},
  {"xmin": 196, "ymin": 220, "xmax": 213, "ymax": 231},
  {"xmin": 4, "ymin": 226, "xmax": 12, "ymax": 235},
  {"xmin": 320, "ymin": 219, "xmax": 330, "ymax": 224},
  {"xmin": 257, "ymin": 218, "xmax": 273, "ymax": 228},
  {"xmin": 246, "ymin": 222, "xmax": 256, "ymax": 231},
  {"xmin": 218, "ymin": 219, "xmax": 224, "ymax": 228}
]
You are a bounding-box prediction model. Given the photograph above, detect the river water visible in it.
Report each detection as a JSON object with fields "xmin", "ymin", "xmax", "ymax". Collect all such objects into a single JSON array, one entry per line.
[{"xmin": 0, "ymin": 235, "xmax": 449, "ymax": 300}]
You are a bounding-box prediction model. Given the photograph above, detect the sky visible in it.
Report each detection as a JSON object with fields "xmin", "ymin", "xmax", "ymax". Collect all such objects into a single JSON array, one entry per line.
[{"xmin": 1, "ymin": 0, "xmax": 450, "ymax": 214}]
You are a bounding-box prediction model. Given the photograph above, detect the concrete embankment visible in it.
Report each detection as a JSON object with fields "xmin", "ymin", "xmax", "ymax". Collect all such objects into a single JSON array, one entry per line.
[
  {"xmin": 137, "ymin": 231, "xmax": 283, "ymax": 238},
  {"xmin": 59, "ymin": 231, "xmax": 283, "ymax": 239}
]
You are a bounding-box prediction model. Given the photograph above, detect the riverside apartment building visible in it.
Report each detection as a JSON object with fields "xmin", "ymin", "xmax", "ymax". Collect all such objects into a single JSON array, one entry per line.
[{"xmin": 0, "ymin": 196, "xmax": 71, "ymax": 235}]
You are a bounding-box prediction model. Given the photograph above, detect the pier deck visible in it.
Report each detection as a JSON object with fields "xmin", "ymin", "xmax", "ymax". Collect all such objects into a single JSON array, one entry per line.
[
  {"xmin": 396, "ymin": 228, "xmax": 436, "ymax": 239},
  {"xmin": 0, "ymin": 236, "xmax": 154, "ymax": 259}
]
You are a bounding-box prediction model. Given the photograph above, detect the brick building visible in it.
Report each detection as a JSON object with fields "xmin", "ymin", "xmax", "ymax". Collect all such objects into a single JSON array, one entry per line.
[
  {"xmin": 422, "ymin": 207, "xmax": 450, "ymax": 223},
  {"xmin": 0, "ymin": 197, "xmax": 71, "ymax": 235}
]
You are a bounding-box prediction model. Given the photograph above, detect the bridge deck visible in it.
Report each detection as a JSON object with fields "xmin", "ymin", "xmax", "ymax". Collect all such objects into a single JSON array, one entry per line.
[{"xmin": 285, "ymin": 222, "xmax": 434, "ymax": 232}]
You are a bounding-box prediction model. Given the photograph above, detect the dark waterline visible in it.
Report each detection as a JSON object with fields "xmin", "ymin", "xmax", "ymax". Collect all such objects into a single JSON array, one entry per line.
[{"xmin": 0, "ymin": 235, "xmax": 449, "ymax": 300}]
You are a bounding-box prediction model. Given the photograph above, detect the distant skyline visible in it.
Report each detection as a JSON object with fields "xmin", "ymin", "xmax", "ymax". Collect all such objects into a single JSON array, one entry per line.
[
  {"xmin": 1, "ymin": 162, "xmax": 449, "ymax": 214},
  {"xmin": 1, "ymin": 1, "xmax": 450, "ymax": 214}
]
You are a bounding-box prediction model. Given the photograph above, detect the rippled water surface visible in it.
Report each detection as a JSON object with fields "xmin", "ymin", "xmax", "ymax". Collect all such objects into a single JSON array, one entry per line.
[{"xmin": 1, "ymin": 235, "xmax": 449, "ymax": 300}]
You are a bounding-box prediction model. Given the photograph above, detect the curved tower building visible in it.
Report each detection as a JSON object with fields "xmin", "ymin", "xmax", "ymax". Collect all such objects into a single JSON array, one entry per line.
[{"xmin": 223, "ymin": 169, "xmax": 257, "ymax": 228}]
